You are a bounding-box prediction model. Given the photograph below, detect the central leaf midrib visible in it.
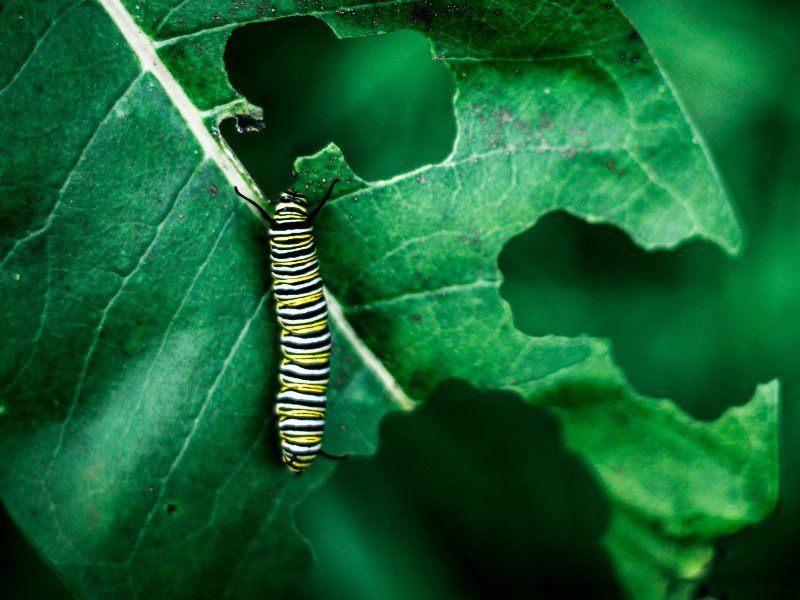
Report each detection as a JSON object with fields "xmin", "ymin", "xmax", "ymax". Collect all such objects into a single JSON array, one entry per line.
[{"xmin": 97, "ymin": 0, "xmax": 415, "ymax": 414}]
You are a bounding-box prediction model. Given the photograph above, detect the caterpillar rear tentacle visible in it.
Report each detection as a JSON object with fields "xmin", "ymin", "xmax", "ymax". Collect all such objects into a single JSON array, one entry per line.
[{"xmin": 238, "ymin": 180, "xmax": 341, "ymax": 474}]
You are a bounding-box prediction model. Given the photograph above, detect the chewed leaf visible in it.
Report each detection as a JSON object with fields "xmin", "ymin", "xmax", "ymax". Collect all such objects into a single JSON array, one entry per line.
[{"xmin": 0, "ymin": 1, "xmax": 777, "ymax": 599}]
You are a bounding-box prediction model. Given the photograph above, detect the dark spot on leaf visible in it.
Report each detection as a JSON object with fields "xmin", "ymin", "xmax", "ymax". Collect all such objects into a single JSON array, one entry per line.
[
  {"xmin": 630, "ymin": 53, "xmax": 641, "ymax": 63},
  {"xmin": 602, "ymin": 1, "xmax": 613, "ymax": 9},
  {"xmin": 333, "ymin": 371, "xmax": 348, "ymax": 387},
  {"xmin": 493, "ymin": 8, "xmax": 503, "ymax": 16},
  {"xmin": 606, "ymin": 160, "xmax": 616, "ymax": 171},
  {"xmin": 459, "ymin": 233, "xmax": 481, "ymax": 248},
  {"xmin": 410, "ymin": 313, "xmax": 422, "ymax": 323},
  {"xmin": 538, "ymin": 110, "xmax": 554, "ymax": 130},
  {"xmin": 166, "ymin": 503, "xmax": 178, "ymax": 515},
  {"xmin": 209, "ymin": 184, "xmax": 218, "ymax": 196},
  {"xmin": 628, "ymin": 29, "xmax": 642, "ymax": 42}
]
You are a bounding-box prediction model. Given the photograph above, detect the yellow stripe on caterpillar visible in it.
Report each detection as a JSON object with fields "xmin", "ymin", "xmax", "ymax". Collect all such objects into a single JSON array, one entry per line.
[
  {"xmin": 273, "ymin": 271, "xmax": 320, "ymax": 284},
  {"xmin": 277, "ymin": 293, "xmax": 323, "ymax": 307},
  {"xmin": 272, "ymin": 234, "xmax": 313, "ymax": 243},
  {"xmin": 282, "ymin": 435, "xmax": 323, "ymax": 444},
  {"xmin": 277, "ymin": 409, "xmax": 326, "ymax": 419},
  {"xmin": 274, "ymin": 255, "xmax": 317, "ymax": 266},
  {"xmin": 281, "ymin": 324, "xmax": 327, "ymax": 336},
  {"xmin": 282, "ymin": 352, "xmax": 331, "ymax": 363}
]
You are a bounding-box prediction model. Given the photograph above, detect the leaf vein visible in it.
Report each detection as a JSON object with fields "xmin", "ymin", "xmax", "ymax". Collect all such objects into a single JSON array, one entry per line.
[
  {"xmin": 0, "ymin": 72, "xmax": 143, "ymax": 270},
  {"xmin": 347, "ymin": 279, "xmax": 497, "ymax": 313},
  {"xmin": 44, "ymin": 153, "xmax": 201, "ymax": 477},
  {"xmin": 0, "ymin": 1, "xmax": 82, "ymax": 96},
  {"xmin": 125, "ymin": 288, "xmax": 269, "ymax": 578}
]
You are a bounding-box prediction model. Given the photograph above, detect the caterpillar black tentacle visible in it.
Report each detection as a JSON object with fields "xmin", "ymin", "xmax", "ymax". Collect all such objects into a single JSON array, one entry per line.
[
  {"xmin": 239, "ymin": 180, "xmax": 340, "ymax": 474},
  {"xmin": 234, "ymin": 186, "xmax": 275, "ymax": 224}
]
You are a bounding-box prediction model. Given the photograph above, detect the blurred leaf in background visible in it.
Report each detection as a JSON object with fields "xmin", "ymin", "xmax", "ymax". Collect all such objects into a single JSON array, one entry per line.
[
  {"xmin": 502, "ymin": 0, "xmax": 800, "ymax": 596},
  {"xmin": 614, "ymin": 0, "xmax": 800, "ymax": 596}
]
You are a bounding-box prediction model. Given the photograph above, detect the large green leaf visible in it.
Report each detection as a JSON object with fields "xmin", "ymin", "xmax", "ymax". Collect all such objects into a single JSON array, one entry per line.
[{"xmin": 0, "ymin": 1, "xmax": 778, "ymax": 598}]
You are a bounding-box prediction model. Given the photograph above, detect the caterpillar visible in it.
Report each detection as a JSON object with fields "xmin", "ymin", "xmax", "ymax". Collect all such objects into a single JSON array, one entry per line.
[{"xmin": 235, "ymin": 179, "xmax": 340, "ymax": 474}]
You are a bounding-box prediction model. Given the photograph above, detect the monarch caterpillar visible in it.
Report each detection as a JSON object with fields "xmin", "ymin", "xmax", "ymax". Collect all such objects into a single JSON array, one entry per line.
[{"xmin": 235, "ymin": 179, "xmax": 341, "ymax": 474}]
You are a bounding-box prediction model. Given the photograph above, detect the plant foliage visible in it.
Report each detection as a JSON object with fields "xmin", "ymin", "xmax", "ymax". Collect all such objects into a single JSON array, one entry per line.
[{"xmin": 0, "ymin": 1, "xmax": 779, "ymax": 598}]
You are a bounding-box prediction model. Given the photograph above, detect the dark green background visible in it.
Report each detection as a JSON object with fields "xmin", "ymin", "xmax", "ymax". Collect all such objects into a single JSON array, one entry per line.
[{"xmin": 2, "ymin": 0, "xmax": 798, "ymax": 597}]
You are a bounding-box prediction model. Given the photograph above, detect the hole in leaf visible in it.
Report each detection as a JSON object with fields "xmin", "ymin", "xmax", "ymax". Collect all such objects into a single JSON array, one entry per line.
[
  {"xmin": 297, "ymin": 381, "xmax": 620, "ymax": 598},
  {"xmin": 499, "ymin": 210, "xmax": 787, "ymax": 421},
  {"xmin": 222, "ymin": 16, "xmax": 457, "ymax": 196}
]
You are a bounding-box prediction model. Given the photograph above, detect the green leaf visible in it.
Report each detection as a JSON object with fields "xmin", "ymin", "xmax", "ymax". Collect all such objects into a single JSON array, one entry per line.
[{"xmin": 0, "ymin": 1, "xmax": 778, "ymax": 599}]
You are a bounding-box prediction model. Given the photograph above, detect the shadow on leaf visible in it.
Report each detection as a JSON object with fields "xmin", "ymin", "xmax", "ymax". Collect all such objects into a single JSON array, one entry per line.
[{"xmin": 297, "ymin": 379, "xmax": 621, "ymax": 599}]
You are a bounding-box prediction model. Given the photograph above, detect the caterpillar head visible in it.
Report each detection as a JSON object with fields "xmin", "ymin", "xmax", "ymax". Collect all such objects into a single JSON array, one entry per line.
[{"xmin": 275, "ymin": 190, "xmax": 308, "ymax": 216}]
